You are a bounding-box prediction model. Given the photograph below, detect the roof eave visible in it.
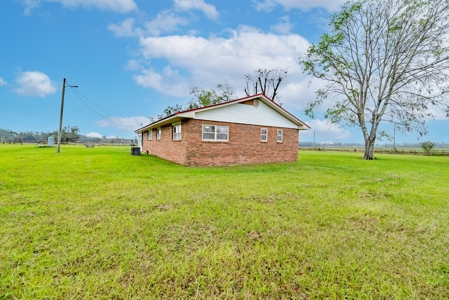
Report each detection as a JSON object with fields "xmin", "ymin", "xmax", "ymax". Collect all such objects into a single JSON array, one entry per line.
[
  {"xmin": 135, "ymin": 115, "xmax": 185, "ymax": 133},
  {"xmin": 255, "ymin": 95, "xmax": 311, "ymax": 130},
  {"xmin": 135, "ymin": 93, "xmax": 311, "ymax": 133}
]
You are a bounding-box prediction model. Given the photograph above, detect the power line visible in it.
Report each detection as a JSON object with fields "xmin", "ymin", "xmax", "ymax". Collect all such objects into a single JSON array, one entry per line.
[
  {"xmin": 67, "ymin": 85, "xmax": 142, "ymax": 128},
  {"xmin": 67, "ymin": 81, "xmax": 116, "ymax": 118}
]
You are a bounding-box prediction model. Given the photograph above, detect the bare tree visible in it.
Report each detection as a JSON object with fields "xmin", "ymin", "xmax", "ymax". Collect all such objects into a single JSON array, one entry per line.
[
  {"xmin": 300, "ymin": 0, "xmax": 449, "ymax": 160},
  {"xmin": 244, "ymin": 68, "xmax": 288, "ymax": 101}
]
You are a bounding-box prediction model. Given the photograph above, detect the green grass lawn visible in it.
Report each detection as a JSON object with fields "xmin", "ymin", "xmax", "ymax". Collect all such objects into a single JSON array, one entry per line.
[{"xmin": 1, "ymin": 145, "xmax": 448, "ymax": 299}]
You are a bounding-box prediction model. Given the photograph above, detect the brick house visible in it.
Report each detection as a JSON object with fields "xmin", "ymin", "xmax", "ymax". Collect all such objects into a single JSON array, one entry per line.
[{"xmin": 134, "ymin": 94, "xmax": 310, "ymax": 166}]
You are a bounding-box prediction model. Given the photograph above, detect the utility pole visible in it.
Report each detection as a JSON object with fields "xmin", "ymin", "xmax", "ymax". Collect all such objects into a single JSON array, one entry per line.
[
  {"xmin": 57, "ymin": 78, "xmax": 66, "ymax": 153},
  {"xmin": 393, "ymin": 124, "xmax": 396, "ymax": 151},
  {"xmin": 57, "ymin": 78, "xmax": 77, "ymax": 153},
  {"xmin": 312, "ymin": 128, "xmax": 316, "ymax": 150}
]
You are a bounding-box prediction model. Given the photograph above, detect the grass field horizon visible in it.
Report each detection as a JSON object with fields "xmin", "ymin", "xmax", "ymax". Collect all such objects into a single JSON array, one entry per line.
[{"xmin": 1, "ymin": 145, "xmax": 448, "ymax": 298}]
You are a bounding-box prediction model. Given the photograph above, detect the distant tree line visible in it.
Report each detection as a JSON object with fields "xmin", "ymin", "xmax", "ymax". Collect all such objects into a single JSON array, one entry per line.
[
  {"xmin": 0, "ymin": 127, "xmax": 131, "ymax": 145},
  {"xmin": 78, "ymin": 135, "xmax": 134, "ymax": 144},
  {"xmin": 378, "ymin": 142, "xmax": 449, "ymax": 149},
  {"xmin": 299, "ymin": 141, "xmax": 449, "ymax": 149},
  {"xmin": 0, "ymin": 126, "xmax": 80, "ymax": 144}
]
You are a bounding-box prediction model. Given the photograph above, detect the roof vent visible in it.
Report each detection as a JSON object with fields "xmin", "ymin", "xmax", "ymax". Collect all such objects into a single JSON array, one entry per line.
[{"xmin": 253, "ymin": 99, "xmax": 259, "ymax": 108}]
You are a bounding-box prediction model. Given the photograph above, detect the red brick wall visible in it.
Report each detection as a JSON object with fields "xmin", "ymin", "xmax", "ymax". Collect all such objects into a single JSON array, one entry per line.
[
  {"xmin": 141, "ymin": 122, "xmax": 187, "ymax": 165},
  {"xmin": 184, "ymin": 119, "xmax": 299, "ymax": 166},
  {"xmin": 141, "ymin": 119, "xmax": 299, "ymax": 166}
]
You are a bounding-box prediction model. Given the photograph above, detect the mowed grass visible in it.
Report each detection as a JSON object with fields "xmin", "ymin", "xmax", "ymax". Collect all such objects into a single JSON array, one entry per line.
[{"xmin": 1, "ymin": 145, "xmax": 448, "ymax": 299}]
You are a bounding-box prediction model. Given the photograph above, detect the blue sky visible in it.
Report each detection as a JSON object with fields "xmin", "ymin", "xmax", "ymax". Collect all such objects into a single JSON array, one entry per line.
[{"xmin": 1, "ymin": 0, "xmax": 447, "ymax": 143}]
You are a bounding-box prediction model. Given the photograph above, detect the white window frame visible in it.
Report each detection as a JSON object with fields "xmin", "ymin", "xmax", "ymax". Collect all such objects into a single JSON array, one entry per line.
[
  {"xmin": 261, "ymin": 128, "xmax": 268, "ymax": 142},
  {"xmin": 277, "ymin": 129, "xmax": 283, "ymax": 143},
  {"xmin": 173, "ymin": 124, "xmax": 181, "ymax": 141},
  {"xmin": 147, "ymin": 130, "xmax": 152, "ymax": 140},
  {"xmin": 156, "ymin": 128, "xmax": 161, "ymax": 140},
  {"xmin": 202, "ymin": 124, "xmax": 229, "ymax": 142}
]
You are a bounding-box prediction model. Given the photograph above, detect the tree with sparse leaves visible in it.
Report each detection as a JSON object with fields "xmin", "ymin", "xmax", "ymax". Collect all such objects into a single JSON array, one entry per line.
[
  {"xmin": 149, "ymin": 85, "xmax": 236, "ymax": 122},
  {"xmin": 244, "ymin": 68, "xmax": 288, "ymax": 101},
  {"xmin": 162, "ymin": 104, "xmax": 184, "ymax": 117},
  {"xmin": 188, "ymin": 84, "xmax": 235, "ymax": 109},
  {"xmin": 300, "ymin": 0, "xmax": 449, "ymax": 160},
  {"xmin": 50, "ymin": 126, "xmax": 80, "ymax": 143}
]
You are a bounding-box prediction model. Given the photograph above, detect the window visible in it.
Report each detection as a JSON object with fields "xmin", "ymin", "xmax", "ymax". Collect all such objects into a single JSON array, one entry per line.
[
  {"xmin": 261, "ymin": 128, "xmax": 268, "ymax": 142},
  {"xmin": 147, "ymin": 130, "xmax": 152, "ymax": 140},
  {"xmin": 156, "ymin": 128, "xmax": 161, "ymax": 140},
  {"xmin": 173, "ymin": 124, "xmax": 181, "ymax": 140},
  {"xmin": 277, "ymin": 129, "xmax": 283, "ymax": 142},
  {"xmin": 202, "ymin": 125, "xmax": 229, "ymax": 141}
]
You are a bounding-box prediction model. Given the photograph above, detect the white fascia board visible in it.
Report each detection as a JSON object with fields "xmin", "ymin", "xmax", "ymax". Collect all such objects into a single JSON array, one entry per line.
[
  {"xmin": 177, "ymin": 111, "xmax": 195, "ymax": 118},
  {"xmin": 135, "ymin": 115, "xmax": 184, "ymax": 133}
]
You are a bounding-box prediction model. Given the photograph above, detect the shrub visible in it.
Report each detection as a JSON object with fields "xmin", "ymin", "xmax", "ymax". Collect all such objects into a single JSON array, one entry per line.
[{"xmin": 421, "ymin": 141, "xmax": 436, "ymax": 156}]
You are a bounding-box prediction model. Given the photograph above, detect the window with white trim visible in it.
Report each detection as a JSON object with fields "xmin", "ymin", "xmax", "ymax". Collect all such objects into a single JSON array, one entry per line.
[
  {"xmin": 147, "ymin": 130, "xmax": 152, "ymax": 140},
  {"xmin": 261, "ymin": 128, "xmax": 268, "ymax": 142},
  {"xmin": 173, "ymin": 124, "xmax": 181, "ymax": 140},
  {"xmin": 202, "ymin": 125, "xmax": 229, "ymax": 141},
  {"xmin": 156, "ymin": 128, "xmax": 161, "ymax": 140},
  {"xmin": 277, "ymin": 129, "xmax": 283, "ymax": 142}
]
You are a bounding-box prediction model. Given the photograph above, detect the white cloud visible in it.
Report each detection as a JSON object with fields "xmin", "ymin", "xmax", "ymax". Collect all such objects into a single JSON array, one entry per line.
[
  {"xmin": 133, "ymin": 68, "xmax": 162, "ymax": 89},
  {"xmin": 108, "ymin": 18, "xmax": 142, "ymax": 38},
  {"xmin": 107, "ymin": 135, "xmax": 118, "ymax": 139},
  {"xmin": 126, "ymin": 59, "xmax": 142, "ymax": 70},
  {"xmin": 271, "ymin": 15, "xmax": 294, "ymax": 34},
  {"xmin": 133, "ymin": 26, "xmax": 310, "ymax": 106},
  {"xmin": 301, "ymin": 119, "xmax": 351, "ymax": 140},
  {"xmin": 423, "ymin": 104, "xmax": 448, "ymax": 121},
  {"xmin": 109, "ymin": 12, "xmax": 188, "ymax": 38},
  {"xmin": 111, "ymin": 17, "xmax": 319, "ymax": 112},
  {"xmin": 187, "ymin": 29, "xmax": 200, "ymax": 36},
  {"xmin": 253, "ymin": 0, "xmax": 276, "ymax": 12},
  {"xmin": 132, "ymin": 66, "xmax": 189, "ymax": 97},
  {"xmin": 22, "ymin": 0, "xmax": 137, "ymax": 15},
  {"xmin": 95, "ymin": 116, "xmax": 150, "ymax": 130},
  {"xmin": 0, "ymin": 77, "xmax": 7, "ymax": 86},
  {"xmin": 278, "ymin": 77, "xmax": 326, "ymax": 110},
  {"xmin": 22, "ymin": 0, "xmax": 40, "ymax": 16},
  {"xmin": 85, "ymin": 132, "xmax": 103, "ymax": 138},
  {"xmin": 144, "ymin": 11, "xmax": 189, "ymax": 36},
  {"xmin": 174, "ymin": 0, "xmax": 219, "ymax": 20},
  {"xmin": 254, "ymin": 0, "xmax": 345, "ymax": 12},
  {"xmin": 13, "ymin": 71, "xmax": 57, "ymax": 97}
]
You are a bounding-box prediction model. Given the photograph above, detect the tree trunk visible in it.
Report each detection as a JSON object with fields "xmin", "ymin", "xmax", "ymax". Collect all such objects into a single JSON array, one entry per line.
[{"xmin": 363, "ymin": 138, "xmax": 375, "ymax": 160}]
